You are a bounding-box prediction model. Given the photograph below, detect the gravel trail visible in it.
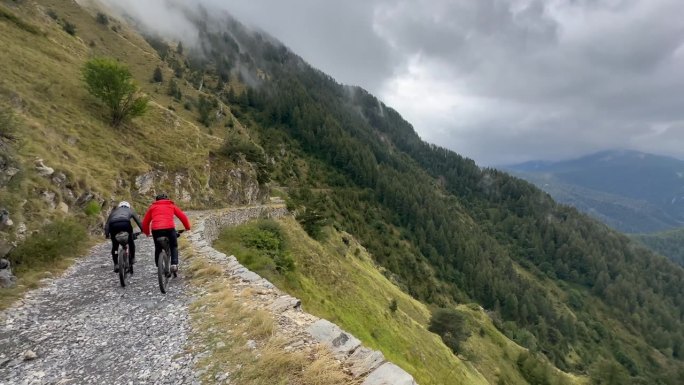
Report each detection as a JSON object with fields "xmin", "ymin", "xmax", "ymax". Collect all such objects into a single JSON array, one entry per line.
[{"xmin": 0, "ymin": 237, "xmax": 198, "ymax": 385}]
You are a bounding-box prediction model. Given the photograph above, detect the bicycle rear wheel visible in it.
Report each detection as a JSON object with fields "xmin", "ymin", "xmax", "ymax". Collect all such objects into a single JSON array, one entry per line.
[
  {"xmin": 157, "ymin": 250, "xmax": 169, "ymax": 294},
  {"xmin": 118, "ymin": 245, "xmax": 128, "ymax": 287}
]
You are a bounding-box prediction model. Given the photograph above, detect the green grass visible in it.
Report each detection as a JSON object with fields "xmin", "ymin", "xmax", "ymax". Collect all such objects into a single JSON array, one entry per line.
[
  {"xmin": 0, "ymin": 0, "xmax": 246, "ymax": 226},
  {"xmin": 0, "ymin": 0, "xmax": 251, "ymax": 310},
  {"xmin": 0, "ymin": 219, "xmax": 91, "ymax": 310},
  {"xmin": 216, "ymin": 217, "xmax": 588, "ymax": 385},
  {"xmin": 216, "ymin": 217, "xmax": 489, "ymax": 385}
]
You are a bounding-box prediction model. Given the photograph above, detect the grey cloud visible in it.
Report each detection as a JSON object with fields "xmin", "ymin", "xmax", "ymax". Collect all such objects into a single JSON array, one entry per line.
[{"xmin": 95, "ymin": 0, "xmax": 684, "ymax": 165}]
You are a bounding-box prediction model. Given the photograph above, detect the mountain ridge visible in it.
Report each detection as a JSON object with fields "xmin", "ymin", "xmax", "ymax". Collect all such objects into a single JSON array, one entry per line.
[
  {"xmin": 1, "ymin": 1, "xmax": 683, "ymax": 384},
  {"xmin": 504, "ymin": 149, "xmax": 684, "ymax": 233}
]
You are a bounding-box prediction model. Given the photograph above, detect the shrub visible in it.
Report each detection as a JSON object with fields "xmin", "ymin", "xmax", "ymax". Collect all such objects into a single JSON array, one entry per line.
[
  {"xmin": 46, "ymin": 9, "xmax": 58, "ymax": 20},
  {"xmin": 82, "ymin": 57, "xmax": 149, "ymax": 127},
  {"xmin": 96, "ymin": 12, "xmax": 109, "ymax": 26},
  {"xmin": 62, "ymin": 21, "xmax": 76, "ymax": 36},
  {"xmin": 83, "ymin": 201, "xmax": 101, "ymax": 216},
  {"xmin": 167, "ymin": 79, "xmax": 182, "ymax": 101},
  {"xmin": 152, "ymin": 66, "xmax": 163, "ymax": 83},
  {"xmin": 217, "ymin": 132, "xmax": 271, "ymax": 184},
  {"xmin": 8, "ymin": 219, "xmax": 87, "ymax": 273},
  {"xmin": 389, "ymin": 299, "xmax": 398, "ymax": 313},
  {"xmin": 428, "ymin": 308, "xmax": 471, "ymax": 354},
  {"xmin": 197, "ymin": 95, "xmax": 214, "ymax": 127},
  {"xmin": 237, "ymin": 220, "xmax": 295, "ymax": 273}
]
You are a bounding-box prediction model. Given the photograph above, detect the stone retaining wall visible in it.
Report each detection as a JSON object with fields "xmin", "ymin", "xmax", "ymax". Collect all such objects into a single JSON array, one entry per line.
[{"xmin": 187, "ymin": 205, "xmax": 418, "ymax": 385}]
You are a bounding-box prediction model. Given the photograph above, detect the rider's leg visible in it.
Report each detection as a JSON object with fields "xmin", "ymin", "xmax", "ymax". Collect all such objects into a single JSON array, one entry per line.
[
  {"xmin": 169, "ymin": 230, "xmax": 179, "ymax": 265},
  {"xmin": 109, "ymin": 221, "xmax": 128, "ymax": 266},
  {"xmin": 109, "ymin": 236, "xmax": 118, "ymax": 265},
  {"xmin": 127, "ymin": 228, "xmax": 136, "ymax": 264}
]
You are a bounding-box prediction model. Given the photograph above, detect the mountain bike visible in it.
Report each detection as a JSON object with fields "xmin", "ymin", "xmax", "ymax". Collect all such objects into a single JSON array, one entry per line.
[
  {"xmin": 114, "ymin": 231, "xmax": 140, "ymax": 287},
  {"xmin": 156, "ymin": 229, "xmax": 184, "ymax": 294}
]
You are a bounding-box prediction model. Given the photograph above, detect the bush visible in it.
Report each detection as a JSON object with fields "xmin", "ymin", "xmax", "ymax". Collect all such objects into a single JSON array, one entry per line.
[
  {"xmin": 167, "ymin": 79, "xmax": 182, "ymax": 101},
  {"xmin": 235, "ymin": 220, "xmax": 295, "ymax": 273},
  {"xmin": 83, "ymin": 201, "xmax": 101, "ymax": 216},
  {"xmin": 96, "ymin": 12, "xmax": 109, "ymax": 26},
  {"xmin": 389, "ymin": 299, "xmax": 398, "ymax": 313},
  {"xmin": 82, "ymin": 58, "xmax": 149, "ymax": 127},
  {"xmin": 217, "ymin": 132, "xmax": 271, "ymax": 184},
  {"xmin": 62, "ymin": 21, "xmax": 76, "ymax": 36},
  {"xmin": 46, "ymin": 9, "xmax": 58, "ymax": 20},
  {"xmin": 429, "ymin": 308, "xmax": 471, "ymax": 354},
  {"xmin": 197, "ymin": 95, "xmax": 214, "ymax": 127},
  {"xmin": 152, "ymin": 66, "xmax": 163, "ymax": 83},
  {"xmin": 8, "ymin": 219, "xmax": 87, "ymax": 273}
]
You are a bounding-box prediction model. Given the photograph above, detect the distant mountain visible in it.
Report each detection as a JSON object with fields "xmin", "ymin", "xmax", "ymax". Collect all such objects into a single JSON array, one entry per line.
[{"xmin": 504, "ymin": 150, "xmax": 684, "ymax": 233}]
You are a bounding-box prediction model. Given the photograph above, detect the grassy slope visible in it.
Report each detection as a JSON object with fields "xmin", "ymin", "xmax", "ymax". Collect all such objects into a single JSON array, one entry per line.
[
  {"xmin": 215, "ymin": 217, "xmax": 586, "ymax": 385},
  {"xmin": 0, "ymin": 0, "xmax": 251, "ymax": 307},
  {"xmin": 0, "ymin": 0, "xmax": 242, "ymax": 224}
]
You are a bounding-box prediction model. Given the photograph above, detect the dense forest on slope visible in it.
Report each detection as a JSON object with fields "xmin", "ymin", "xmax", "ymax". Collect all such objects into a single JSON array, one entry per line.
[
  {"xmin": 139, "ymin": 9, "xmax": 684, "ymax": 384},
  {"xmin": 632, "ymin": 229, "xmax": 684, "ymax": 267}
]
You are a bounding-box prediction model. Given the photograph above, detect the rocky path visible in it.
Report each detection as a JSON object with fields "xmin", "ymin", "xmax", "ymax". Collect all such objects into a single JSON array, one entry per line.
[{"xmin": 0, "ymin": 237, "xmax": 198, "ymax": 385}]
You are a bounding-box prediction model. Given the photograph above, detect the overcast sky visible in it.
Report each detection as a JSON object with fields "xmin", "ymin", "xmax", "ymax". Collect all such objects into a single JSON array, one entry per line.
[{"xmin": 101, "ymin": 0, "xmax": 684, "ymax": 166}]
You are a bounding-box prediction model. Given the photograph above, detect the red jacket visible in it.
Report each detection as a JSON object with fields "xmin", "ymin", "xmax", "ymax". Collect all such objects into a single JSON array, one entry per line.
[{"xmin": 141, "ymin": 199, "xmax": 191, "ymax": 235}]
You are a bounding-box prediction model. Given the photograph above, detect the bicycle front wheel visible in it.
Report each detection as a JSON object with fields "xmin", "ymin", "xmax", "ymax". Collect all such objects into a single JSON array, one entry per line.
[
  {"xmin": 157, "ymin": 250, "xmax": 169, "ymax": 294},
  {"xmin": 118, "ymin": 245, "xmax": 127, "ymax": 287}
]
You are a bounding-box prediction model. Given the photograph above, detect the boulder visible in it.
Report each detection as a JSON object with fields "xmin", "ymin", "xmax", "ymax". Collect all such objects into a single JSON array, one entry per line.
[
  {"xmin": 0, "ymin": 209, "xmax": 12, "ymax": 230},
  {"xmin": 41, "ymin": 190, "xmax": 56, "ymax": 209},
  {"xmin": 0, "ymin": 268, "xmax": 16, "ymax": 288},
  {"xmin": 362, "ymin": 363, "xmax": 418, "ymax": 385},
  {"xmin": 51, "ymin": 172, "xmax": 67, "ymax": 186},
  {"xmin": 35, "ymin": 159, "xmax": 54, "ymax": 177},
  {"xmin": 57, "ymin": 202, "xmax": 69, "ymax": 214},
  {"xmin": 268, "ymin": 295, "xmax": 302, "ymax": 313},
  {"xmin": 307, "ymin": 319, "xmax": 361, "ymax": 358},
  {"xmin": 348, "ymin": 347, "xmax": 385, "ymax": 378}
]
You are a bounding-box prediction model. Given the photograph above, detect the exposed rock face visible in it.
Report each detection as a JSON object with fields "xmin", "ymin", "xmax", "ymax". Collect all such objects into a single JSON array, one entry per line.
[
  {"xmin": 0, "ymin": 150, "xmax": 19, "ymax": 187},
  {"xmin": 41, "ymin": 191, "xmax": 56, "ymax": 209},
  {"xmin": 0, "ymin": 258, "xmax": 16, "ymax": 288},
  {"xmin": 0, "ymin": 209, "xmax": 12, "ymax": 230},
  {"xmin": 135, "ymin": 172, "xmax": 156, "ymax": 195}
]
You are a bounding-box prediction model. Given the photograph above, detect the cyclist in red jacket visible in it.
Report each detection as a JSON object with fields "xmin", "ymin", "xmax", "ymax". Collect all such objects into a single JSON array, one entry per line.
[{"xmin": 141, "ymin": 193, "xmax": 191, "ymax": 273}]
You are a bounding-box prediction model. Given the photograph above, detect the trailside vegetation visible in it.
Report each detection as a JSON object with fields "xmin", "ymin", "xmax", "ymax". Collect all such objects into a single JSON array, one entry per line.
[{"xmin": 81, "ymin": 58, "xmax": 149, "ymax": 127}]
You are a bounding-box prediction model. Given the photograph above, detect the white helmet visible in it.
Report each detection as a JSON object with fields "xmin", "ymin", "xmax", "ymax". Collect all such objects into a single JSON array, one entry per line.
[{"xmin": 118, "ymin": 201, "xmax": 131, "ymax": 208}]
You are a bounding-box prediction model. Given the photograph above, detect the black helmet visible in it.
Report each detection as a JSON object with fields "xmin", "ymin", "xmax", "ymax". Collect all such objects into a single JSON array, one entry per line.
[{"xmin": 155, "ymin": 193, "xmax": 168, "ymax": 201}]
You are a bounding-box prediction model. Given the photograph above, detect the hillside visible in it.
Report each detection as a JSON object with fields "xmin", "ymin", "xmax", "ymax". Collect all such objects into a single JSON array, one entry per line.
[
  {"xmin": 505, "ymin": 150, "xmax": 684, "ymax": 233},
  {"xmin": 632, "ymin": 228, "xmax": 684, "ymax": 267},
  {"xmin": 0, "ymin": 1, "xmax": 683, "ymax": 385}
]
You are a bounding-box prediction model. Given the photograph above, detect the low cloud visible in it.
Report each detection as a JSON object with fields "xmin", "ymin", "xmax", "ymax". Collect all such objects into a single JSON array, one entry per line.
[{"xmin": 95, "ymin": 0, "xmax": 684, "ymax": 165}]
